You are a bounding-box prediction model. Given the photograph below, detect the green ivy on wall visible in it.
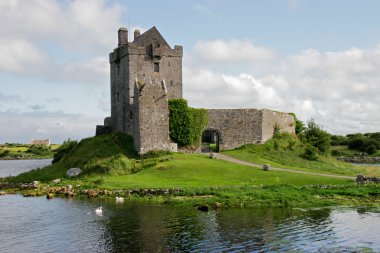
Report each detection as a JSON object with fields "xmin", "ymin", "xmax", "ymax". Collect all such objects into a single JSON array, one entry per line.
[{"xmin": 168, "ymin": 98, "xmax": 208, "ymax": 147}]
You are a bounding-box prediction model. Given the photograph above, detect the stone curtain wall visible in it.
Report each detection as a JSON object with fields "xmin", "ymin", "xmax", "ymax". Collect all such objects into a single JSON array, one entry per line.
[
  {"xmin": 206, "ymin": 109, "xmax": 262, "ymax": 150},
  {"xmin": 261, "ymin": 109, "xmax": 295, "ymax": 142},
  {"xmin": 206, "ymin": 109, "xmax": 295, "ymax": 150},
  {"xmin": 134, "ymin": 82, "xmax": 177, "ymax": 154}
]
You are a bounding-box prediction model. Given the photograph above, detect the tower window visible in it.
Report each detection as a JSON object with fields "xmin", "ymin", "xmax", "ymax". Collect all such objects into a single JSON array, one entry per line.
[{"xmin": 154, "ymin": 62, "xmax": 160, "ymax": 72}]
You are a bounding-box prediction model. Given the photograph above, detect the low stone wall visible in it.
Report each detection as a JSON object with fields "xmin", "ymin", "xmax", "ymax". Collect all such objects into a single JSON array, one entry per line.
[
  {"xmin": 356, "ymin": 175, "xmax": 380, "ymax": 184},
  {"xmin": 337, "ymin": 156, "xmax": 380, "ymax": 163}
]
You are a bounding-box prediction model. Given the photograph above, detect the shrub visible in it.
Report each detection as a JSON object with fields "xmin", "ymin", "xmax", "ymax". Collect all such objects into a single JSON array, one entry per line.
[
  {"xmin": 301, "ymin": 145, "xmax": 318, "ymax": 161},
  {"xmin": 26, "ymin": 145, "xmax": 51, "ymax": 155},
  {"xmin": 273, "ymin": 124, "xmax": 281, "ymax": 139},
  {"xmin": 0, "ymin": 150, "xmax": 10, "ymax": 158},
  {"xmin": 287, "ymin": 140, "xmax": 296, "ymax": 150},
  {"xmin": 348, "ymin": 137, "xmax": 365, "ymax": 150},
  {"xmin": 168, "ymin": 98, "xmax": 208, "ymax": 147},
  {"xmin": 364, "ymin": 144, "xmax": 377, "ymax": 155},
  {"xmin": 301, "ymin": 119, "xmax": 331, "ymax": 154},
  {"xmin": 289, "ymin": 113, "xmax": 304, "ymax": 135},
  {"xmin": 52, "ymin": 139, "xmax": 78, "ymax": 164}
]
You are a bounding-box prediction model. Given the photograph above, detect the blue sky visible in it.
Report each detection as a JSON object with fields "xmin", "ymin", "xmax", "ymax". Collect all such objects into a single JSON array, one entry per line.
[{"xmin": 1, "ymin": 0, "xmax": 380, "ymax": 143}]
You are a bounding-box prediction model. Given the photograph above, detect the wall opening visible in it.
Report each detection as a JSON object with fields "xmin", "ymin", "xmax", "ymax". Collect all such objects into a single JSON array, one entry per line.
[
  {"xmin": 201, "ymin": 130, "xmax": 220, "ymax": 153},
  {"xmin": 154, "ymin": 62, "xmax": 160, "ymax": 72}
]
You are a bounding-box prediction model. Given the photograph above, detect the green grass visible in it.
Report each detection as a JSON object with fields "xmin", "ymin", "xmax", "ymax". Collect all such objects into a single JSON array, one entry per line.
[
  {"xmin": 0, "ymin": 144, "xmax": 61, "ymax": 160},
  {"xmin": 101, "ymin": 153, "xmax": 349, "ymax": 189},
  {"xmin": 3, "ymin": 132, "xmax": 379, "ymax": 207},
  {"xmin": 223, "ymin": 134, "xmax": 380, "ymax": 177}
]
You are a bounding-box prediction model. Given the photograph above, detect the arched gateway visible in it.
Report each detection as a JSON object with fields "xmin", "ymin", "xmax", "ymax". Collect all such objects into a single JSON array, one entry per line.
[{"xmin": 201, "ymin": 129, "xmax": 220, "ymax": 153}]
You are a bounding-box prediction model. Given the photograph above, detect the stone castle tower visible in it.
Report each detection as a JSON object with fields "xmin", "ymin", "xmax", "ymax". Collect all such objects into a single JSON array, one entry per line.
[
  {"xmin": 97, "ymin": 27, "xmax": 182, "ymax": 154},
  {"xmin": 97, "ymin": 26, "xmax": 295, "ymax": 155}
]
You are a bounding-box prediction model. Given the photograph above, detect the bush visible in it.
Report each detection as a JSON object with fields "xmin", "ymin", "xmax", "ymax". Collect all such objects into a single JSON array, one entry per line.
[
  {"xmin": 301, "ymin": 145, "xmax": 318, "ymax": 161},
  {"xmin": 168, "ymin": 98, "xmax": 208, "ymax": 147},
  {"xmin": 289, "ymin": 113, "xmax": 304, "ymax": 135},
  {"xmin": 348, "ymin": 137, "xmax": 365, "ymax": 150},
  {"xmin": 364, "ymin": 144, "xmax": 377, "ymax": 155},
  {"xmin": 330, "ymin": 135, "xmax": 348, "ymax": 146},
  {"xmin": 287, "ymin": 140, "xmax": 296, "ymax": 150},
  {"xmin": 273, "ymin": 124, "xmax": 281, "ymax": 139},
  {"xmin": 26, "ymin": 145, "xmax": 51, "ymax": 155},
  {"xmin": 52, "ymin": 140, "xmax": 78, "ymax": 164},
  {"xmin": 0, "ymin": 150, "xmax": 10, "ymax": 158},
  {"xmin": 301, "ymin": 119, "xmax": 331, "ymax": 154}
]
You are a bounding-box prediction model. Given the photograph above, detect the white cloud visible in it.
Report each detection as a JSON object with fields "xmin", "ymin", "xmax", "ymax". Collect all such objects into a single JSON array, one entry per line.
[
  {"xmin": 193, "ymin": 39, "xmax": 275, "ymax": 63},
  {"xmin": 184, "ymin": 67, "xmax": 283, "ymax": 110},
  {"xmin": 0, "ymin": 110, "xmax": 101, "ymax": 143},
  {"xmin": 0, "ymin": 0, "xmax": 123, "ymax": 83},
  {"xmin": 0, "ymin": 38, "xmax": 51, "ymax": 74},
  {"xmin": 0, "ymin": 0, "xmax": 124, "ymax": 52},
  {"xmin": 185, "ymin": 40, "xmax": 380, "ymax": 135}
]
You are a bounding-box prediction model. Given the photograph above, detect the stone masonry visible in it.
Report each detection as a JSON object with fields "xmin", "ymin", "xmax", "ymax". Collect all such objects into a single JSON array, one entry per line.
[
  {"xmin": 96, "ymin": 27, "xmax": 295, "ymax": 154},
  {"xmin": 206, "ymin": 109, "xmax": 294, "ymax": 150}
]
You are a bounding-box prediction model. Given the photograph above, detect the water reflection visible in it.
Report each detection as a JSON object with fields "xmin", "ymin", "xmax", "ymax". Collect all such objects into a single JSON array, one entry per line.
[
  {"xmin": 0, "ymin": 159, "xmax": 52, "ymax": 177},
  {"xmin": 0, "ymin": 195, "xmax": 379, "ymax": 253}
]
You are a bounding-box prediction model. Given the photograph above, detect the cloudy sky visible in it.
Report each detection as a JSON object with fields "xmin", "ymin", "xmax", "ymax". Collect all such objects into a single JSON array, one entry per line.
[{"xmin": 1, "ymin": 0, "xmax": 380, "ymax": 143}]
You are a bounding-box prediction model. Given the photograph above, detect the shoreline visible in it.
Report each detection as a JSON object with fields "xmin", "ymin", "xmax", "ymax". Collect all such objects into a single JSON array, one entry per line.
[{"xmin": 1, "ymin": 182, "xmax": 379, "ymax": 208}]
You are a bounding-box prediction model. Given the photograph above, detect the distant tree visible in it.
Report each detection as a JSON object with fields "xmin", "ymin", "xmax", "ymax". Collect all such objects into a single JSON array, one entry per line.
[
  {"xmin": 330, "ymin": 135, "xmax": 348, "ymax": 146},
  {"xmin": 301, "ymin": 119, "xmax": 331, "ymax": 154},
  {"xmin": 26, "ymin": 145, "xmax": 51, "ymax": 155}
]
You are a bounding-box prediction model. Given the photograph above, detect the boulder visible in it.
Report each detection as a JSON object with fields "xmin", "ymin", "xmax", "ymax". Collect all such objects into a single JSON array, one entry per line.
[
  {"xmin": 52, "ymin": 178, "xmax": 61, "ymax": 184},
  {"xmin": 356, "ymin": 175, "xmax": 365, "ymax": 184},
  {"xmin": 66, "ymin": 168, "xmax": 82, "ymax": 177},
  {"xmin": 33, "ymin": 181, "xmax": 39, "ymax": 188}
]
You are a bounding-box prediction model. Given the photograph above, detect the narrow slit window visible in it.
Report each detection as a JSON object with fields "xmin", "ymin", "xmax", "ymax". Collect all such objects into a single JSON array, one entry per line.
[{"xmin": 154, "ymin": 62, "xmax": 160, "ymax": 72}]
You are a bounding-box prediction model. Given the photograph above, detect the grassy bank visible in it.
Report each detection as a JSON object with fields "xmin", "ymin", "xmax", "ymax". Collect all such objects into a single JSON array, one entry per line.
[
  {"xmin": 0, "ymin": 144, "xmax": 60, "ymax": 160},
  {"xmin": 2, "ymin": 133, "xmax": 379, "ymax": 208},
  {"xmin": 224, "ymin": 134, "xmax": 380, "ymax": 177}
]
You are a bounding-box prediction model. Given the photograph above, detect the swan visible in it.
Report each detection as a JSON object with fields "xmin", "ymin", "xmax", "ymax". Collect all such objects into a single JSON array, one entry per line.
[
  {"xmin": 115, "ymin": 196, "xmax": 124, "ymax": 203},
  {"xmin": 95, "ymin": 206, "xmax": 103, "ymax": 215}
]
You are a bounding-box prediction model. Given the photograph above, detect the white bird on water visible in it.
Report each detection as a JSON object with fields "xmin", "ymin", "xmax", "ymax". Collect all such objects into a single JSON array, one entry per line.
[
  {"xmin": 95, "ymin": 206, "xmax": 103, "ymax": 215},
  {"xmin": 115, "ymin": 196, "xmax": 124, "ymax": 203}
]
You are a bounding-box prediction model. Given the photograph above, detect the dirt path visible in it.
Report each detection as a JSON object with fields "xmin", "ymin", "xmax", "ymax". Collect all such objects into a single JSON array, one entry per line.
[{"xmin": 214, "ymin": 153, "xmax": 355, "ymax": 180}]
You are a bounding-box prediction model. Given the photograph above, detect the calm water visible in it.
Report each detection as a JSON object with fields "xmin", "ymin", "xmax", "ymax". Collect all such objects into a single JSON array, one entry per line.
[
  {"xmin": 0, "ymin": 159, "xmax": 52, "ymax": 178},
  {"xmin": 0, "ymin": 195, "xmax": 379, "ymax": 252},
  {"xmin": 1, "ymin": 161, "xmax": 380, "ymax": 252}
]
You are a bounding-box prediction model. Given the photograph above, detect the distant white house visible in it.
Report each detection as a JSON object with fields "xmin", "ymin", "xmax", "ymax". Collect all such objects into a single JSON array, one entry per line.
[{"xmin": 31, "ymin": 139, "xmax": 50, "ymax": 146}]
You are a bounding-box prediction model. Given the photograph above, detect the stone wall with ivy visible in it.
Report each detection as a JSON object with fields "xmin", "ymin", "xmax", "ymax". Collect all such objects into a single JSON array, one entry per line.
[{"xmin": 168, "ymin": 99, "xmax": 208, "ymax": 147}]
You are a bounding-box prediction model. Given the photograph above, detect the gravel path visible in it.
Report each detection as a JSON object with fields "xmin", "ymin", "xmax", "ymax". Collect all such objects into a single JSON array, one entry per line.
[{"xmin": 214, "ymin": 153, "xmax": 355, "ymax": 180}]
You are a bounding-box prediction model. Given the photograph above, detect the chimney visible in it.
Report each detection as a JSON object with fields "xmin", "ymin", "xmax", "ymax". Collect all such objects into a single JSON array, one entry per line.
[
  {"xmin": 134, "ymin": 29, "xmax": 141, "ymax": 40},
  {"xmin": 118, "ymin": 27, "xmax": 128, "ymax": 46}
]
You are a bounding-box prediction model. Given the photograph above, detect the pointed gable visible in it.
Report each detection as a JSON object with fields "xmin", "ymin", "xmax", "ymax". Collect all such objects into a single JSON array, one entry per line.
[{"xmin": 132, "ymin": 26, "xmax": 171, "ymax": 49}]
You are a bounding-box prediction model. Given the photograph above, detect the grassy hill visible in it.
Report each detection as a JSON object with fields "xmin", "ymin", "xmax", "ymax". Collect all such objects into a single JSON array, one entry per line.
[
  {"xmin": 3, "ymin": 132, "xmax": 379, "ymax": 207},
  {"xmin": 224, "ymin": 134, "xmax": 380, "ymax": 177}
]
